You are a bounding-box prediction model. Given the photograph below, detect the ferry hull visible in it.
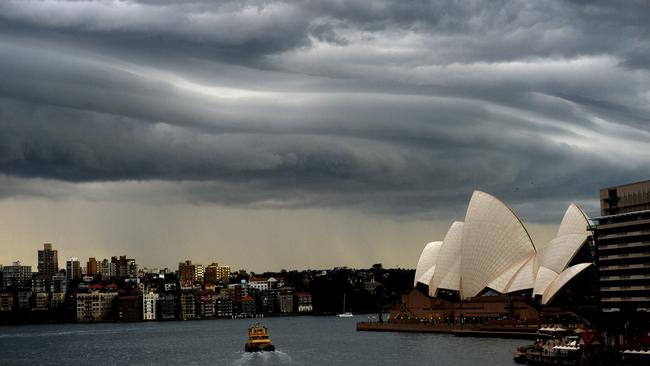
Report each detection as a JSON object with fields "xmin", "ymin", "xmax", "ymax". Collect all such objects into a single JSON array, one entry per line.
[{"xmin": 245, "ymin": 344, "xmax": 275, "ymax": 352}]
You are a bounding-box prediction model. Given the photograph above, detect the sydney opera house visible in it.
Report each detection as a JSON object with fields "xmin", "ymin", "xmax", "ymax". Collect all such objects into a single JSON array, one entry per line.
[{"xmin": 408, "ymin": 190, "xmax": 594, "ymax": 319}]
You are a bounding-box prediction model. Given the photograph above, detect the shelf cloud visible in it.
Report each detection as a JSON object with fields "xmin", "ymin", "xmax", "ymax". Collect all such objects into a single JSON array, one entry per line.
[{"xmin": 0, "ymin": 1, "xmax": 649, "ymax": 268}]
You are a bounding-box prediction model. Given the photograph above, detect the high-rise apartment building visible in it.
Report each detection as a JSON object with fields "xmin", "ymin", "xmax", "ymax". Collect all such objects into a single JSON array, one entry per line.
[
  {"xmin": 217, "ymin": 265, "xmax": 230, "ymax": 283},
  {"xmin": 117, "ymin": 296, "xmax": 141, "ymax": 321},
  {"xmin": 204, "ymin": 262, "xmax": 219, "ymax": 284},
  {"xmin": 31, "ymin": 277, "xmax": 47, "ymax": 293},
  {"xmin": 0, "ymin": 292, "xmax": 13, "ymax": 312},
  {"xmin": 100, "ymin": 259, "xmax": 116, "ymax": 278},
  {"xmin": 111, "ymin": 256, "xmax": 137, "ymax": 278},
  {"xmin": 178, "ymin": 260, "xmax": 204, "ymax": 282},
  {"xmin": 66, "ymin": 257, "xmax": 82, "ymax": 281},
  {"xmin": 158, "ymin": 293, "xmax": 177, "ymax": 320},
  {"xmin": 197, "ymin": 291, "xmax": 216, "ymax": 319},
  {"xmin": 17, "ymin": 290, "xmax": 32, "ymax": 309},
  {"xmin": 600, "ymin": 179, "xmax": 650, "ymax": 215},
  {"xmin": 37, "ymin": 243, "xmax": 58, "ymax": 282},
  {"xmin": 2, "ymin": 261, "xmax": 32, "ymax": 289},
  {"xmin": 179, "ymin": 291, "xmax": 196, "ymax": 320},
  {"xmin": 216, "ymin": 295, "xmax": 233, "ymax": 318},
  {"xmin": 86, "ymin": 257, "xmax": 99, "ymax": 276},
  {"xmin": 51, "ymin": 273, "xmax": 68, "ymax": 293},
  {"xmin": 50, "ymin": 292, "xmax": 66, "ymax": 310},
  {"xmin": 205, "ymin": 263, "xmax": 230, "ymax": 284},
  {"xmin": 593, "ymin": 179, "xmax": 650, "ymax": 313},
  {"xmin": 195, "ymin": 264, "xmax": 204, "ymax": 282},
  {"xmin": 33, "ymin": 292, "xmax": 49, "ymax": 311},
  {"xmin": 76, "ymin": 291, "xmax": 117, "ymax": 321},
  {"xmin": 143, "ymin": 291, "xmax": 158, "ymax": 320}
]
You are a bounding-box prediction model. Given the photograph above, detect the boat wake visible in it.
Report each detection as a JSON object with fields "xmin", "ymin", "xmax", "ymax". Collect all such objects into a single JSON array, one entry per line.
[{"xmin": 233, "ymin": 350, "xmax": 295, "ymax": 366}]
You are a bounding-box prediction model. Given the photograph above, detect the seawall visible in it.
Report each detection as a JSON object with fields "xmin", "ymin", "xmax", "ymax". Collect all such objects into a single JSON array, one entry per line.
[{"xmin": 356, "ymin": 322, "xmax": 541, "ymax": 340}]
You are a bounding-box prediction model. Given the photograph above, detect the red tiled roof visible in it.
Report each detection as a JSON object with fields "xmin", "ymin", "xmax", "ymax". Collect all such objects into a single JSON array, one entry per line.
[
  {"xmin": 579, "ymin": 332, "xmax": 601, "ymax": 346},
  {"xmin": 241, "ymin": 295, "xmax": 255, "ymax": 301},
  {"xmin": 119, "ymin": 295, "xmax": 140, "ymax": 300}
]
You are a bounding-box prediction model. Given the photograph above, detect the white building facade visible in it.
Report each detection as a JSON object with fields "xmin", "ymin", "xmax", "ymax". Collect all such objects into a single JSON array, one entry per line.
[{"xmin": 142, "ymin": 291, "xmax": 158, "ymax": 320}]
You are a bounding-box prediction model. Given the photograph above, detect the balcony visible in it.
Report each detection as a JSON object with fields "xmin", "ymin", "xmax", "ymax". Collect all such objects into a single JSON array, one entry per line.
[
  {"xmin": 597, "ymin": 229, "xmax": 650, "ymax": 240},
  {"xmin": 601, "ymin": 296, "xmax": 650, "ymax": 302},
  {"xmin": 598, "ymin": 241, "xmax": 650, "ymax": 251},
  {"xmin": 599, "ymin": 263, "xmax": 650, "ymax": 271},
  {"xmin": 599, "ymin": 252, "xmax": 650, "ymax": 261},
  {"xmin": 601, "ymin": 274, "xmax": 650, "ymax": 281},
  {"xmin": 600, "ymin": 285, "xmax": 650, "ymax": 292}
]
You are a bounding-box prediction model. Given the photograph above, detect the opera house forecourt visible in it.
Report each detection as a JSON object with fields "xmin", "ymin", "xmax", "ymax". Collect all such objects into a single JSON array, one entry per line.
[{"xmin": 414, "ymin": 190, "xmax": 592, "ymax": 306}]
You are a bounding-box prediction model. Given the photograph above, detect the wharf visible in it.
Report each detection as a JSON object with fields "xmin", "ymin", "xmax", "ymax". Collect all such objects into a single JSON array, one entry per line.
[{"xmin": 356, "ymin": 322, "xmax": 540, "ymax": 339}]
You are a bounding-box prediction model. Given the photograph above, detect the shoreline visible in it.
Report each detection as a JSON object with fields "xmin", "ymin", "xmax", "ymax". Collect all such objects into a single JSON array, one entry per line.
[{"xmin": 356, "ymin": 321, "xmax": 541, "ymax": 339}]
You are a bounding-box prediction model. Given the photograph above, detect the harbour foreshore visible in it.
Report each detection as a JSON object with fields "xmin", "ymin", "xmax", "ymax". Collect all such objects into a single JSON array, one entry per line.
[{"xmin": 356, "ymin": 321, "xmax": 541, "ymax": 339}]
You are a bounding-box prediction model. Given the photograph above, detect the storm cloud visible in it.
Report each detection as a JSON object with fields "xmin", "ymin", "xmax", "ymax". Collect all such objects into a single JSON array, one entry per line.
[{"xmin": 1, "ymin": 0, "xmax": 649, "ymax": 224}]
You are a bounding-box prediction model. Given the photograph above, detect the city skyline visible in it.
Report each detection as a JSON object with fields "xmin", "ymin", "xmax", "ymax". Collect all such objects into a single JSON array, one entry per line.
[{"xmin": 1, "ymin": 1, "xmax": 649, "ymax": 270}]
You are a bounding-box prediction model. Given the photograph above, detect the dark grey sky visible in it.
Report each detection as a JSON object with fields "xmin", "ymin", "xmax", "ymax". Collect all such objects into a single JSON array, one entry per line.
[{"xmin": 0, "ymin": 1, "xmax": 649, "ymax": 270}]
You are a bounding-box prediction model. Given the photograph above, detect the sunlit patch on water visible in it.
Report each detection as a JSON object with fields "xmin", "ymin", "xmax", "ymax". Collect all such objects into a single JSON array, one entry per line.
[{"xmin": 233, "ymin": 350, "xmax": 295, "ymax": 365}]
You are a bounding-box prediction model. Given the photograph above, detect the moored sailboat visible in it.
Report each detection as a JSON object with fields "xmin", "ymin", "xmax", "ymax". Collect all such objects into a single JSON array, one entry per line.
[{"xmin": 337, "ymin": 293, "xmax": 353, "ymax": 318}]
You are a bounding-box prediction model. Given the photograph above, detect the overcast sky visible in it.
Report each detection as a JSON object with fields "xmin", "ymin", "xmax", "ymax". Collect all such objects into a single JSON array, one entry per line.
[{"xmin": 1, "ymin": 0, "xmax": 649, "ymax": 271}]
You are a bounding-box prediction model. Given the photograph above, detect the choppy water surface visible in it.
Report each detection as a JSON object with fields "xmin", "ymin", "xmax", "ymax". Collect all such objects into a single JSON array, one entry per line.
[{"xmin": 0, "ymin": 316, "xmax": 522, "ymax": 365}]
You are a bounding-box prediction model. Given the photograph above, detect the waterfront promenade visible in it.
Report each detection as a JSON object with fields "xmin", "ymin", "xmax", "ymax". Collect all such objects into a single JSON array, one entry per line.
[{"xmin": 356, "ymin": 321, "xmax": 541, "ymax": 339}]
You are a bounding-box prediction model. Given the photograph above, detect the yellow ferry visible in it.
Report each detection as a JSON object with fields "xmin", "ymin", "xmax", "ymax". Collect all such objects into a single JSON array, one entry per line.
[{"xmin": 245, "ymin": 323, "xmax": 275, "ymax": 352}]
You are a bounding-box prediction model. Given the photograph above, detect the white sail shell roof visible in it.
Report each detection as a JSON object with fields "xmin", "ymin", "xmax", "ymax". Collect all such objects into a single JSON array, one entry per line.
[
  {"xmin": 437, "ymin": 259, "xmax": 462, "ymax": 293},
  {"xmin": 505, "ymin": 255, "xmax": 538, "ymax": 293},
  {"xmin": 460, "ymin": 191, "xmax": 536, "ymax": 298},
  {"xmin": 533, "ymin": 266, "xmax": 559, "ymax": 296},
  {"xmin": 536, "ymin": 204, "xmax": 589, "ymax": 273},
  {"xmin": 428, "ymin": 221, "xmax": 463, "ymax": 295},
  {"xmin": 414, "ymin": 241, "xmax": 442, "ymax": 286},
  {"xmin": 411, "ymin": 192, "xmax": 592, "ymax": 306},
  {"xmin": 556, "ymin": 204, "xmax": 589, "ymax": 238},
  {"xmin": 419, "ymin": 265, "xmax": 437, "ymax": 287},
  {"xmin": 487, "ymin": 256, "xmax": 530, "ymax": 293},
  {"xmin": 537, "ymin": 234, "xmax": 587, "ymax": 274},
  {"xmin": 542, "ymin": 263, "xmax": 592, "ymax": 305}
]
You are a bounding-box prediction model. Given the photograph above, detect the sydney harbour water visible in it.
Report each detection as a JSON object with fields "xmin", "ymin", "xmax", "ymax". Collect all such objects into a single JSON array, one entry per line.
[{"xmin": 0, "ymin": 316, "xmax": 522, "ymax": 365}]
